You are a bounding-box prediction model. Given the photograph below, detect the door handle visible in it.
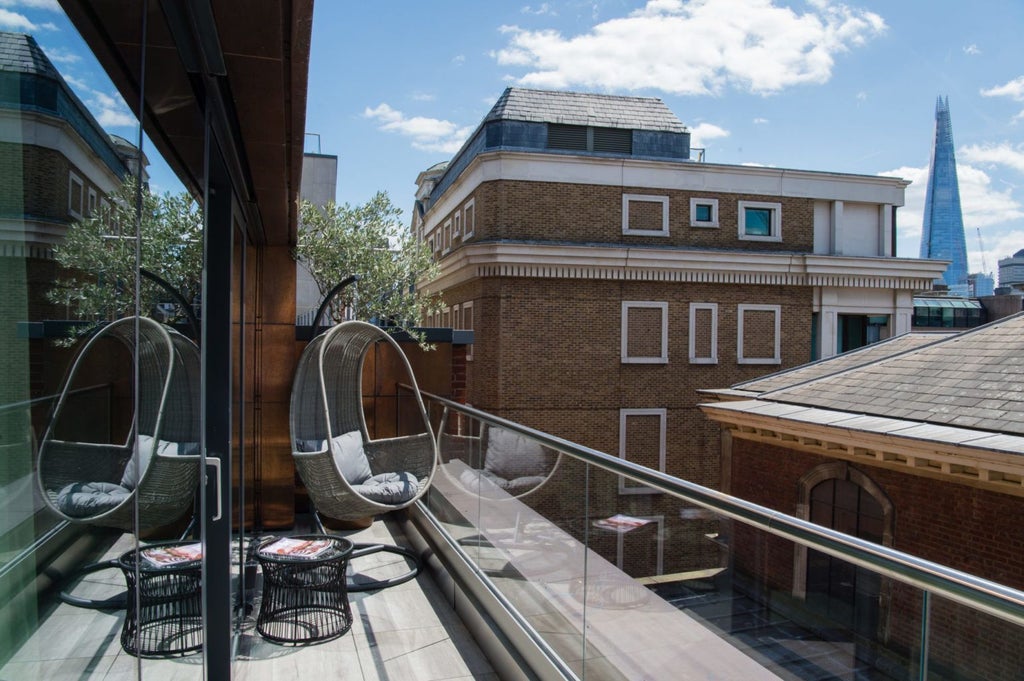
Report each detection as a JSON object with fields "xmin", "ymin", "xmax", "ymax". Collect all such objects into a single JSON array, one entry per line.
[{"xmin": 206, "ymin": 457, "xmax": 223, "ymax": 522}]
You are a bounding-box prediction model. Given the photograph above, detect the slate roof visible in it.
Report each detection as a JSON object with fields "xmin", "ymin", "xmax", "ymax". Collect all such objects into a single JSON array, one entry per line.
[
  {"xmin": 0, "ymin": 32, "xmax": 60, "ymax": 79},
  {"xmin": 751, "ymin": 313, "xmax": 1024, "ymax": 436},
  {"xmin": 483, "ymin": 87, "xmax": 686, "ymax": 132},
  {"xmin": 735, "ymin": 331, "xmax": 956, "ymax": 394}
]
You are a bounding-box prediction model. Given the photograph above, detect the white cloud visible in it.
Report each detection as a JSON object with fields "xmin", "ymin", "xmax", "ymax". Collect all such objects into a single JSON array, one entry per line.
[
  {"xmin": 43, "ymin": 46, "xmax": 81, "ymax": 65},
  {"xmin": 411, "ymin": 92, "xmax": 436, "ymax": 102},
  {"xmin": 963, "ymin": 44, "xmax": 981, "ymax": 56},
  {"xmin": 856, "ymin": 91, "xmax": 867, "ymax": 101},
  {"xmin": 364, "ymin": 103, "xmax": 474, "ymax": 154},
  {"xmin": 0, "ymin": 8, "xmax": 38, "ymax": 30},
  {"xmin": 688, "ymin": 122, "xmax": 729, "ymax": 148},
  {"xmin": 753, "ymin": 117, "xmax": 769, "ymax": 124},
  {"xmin": 521, "ymin": 3, "xmax": 556, "ymax": 15},
  {"xmin": 492, "ymin": 0, "xmax": 886, "ymax": 96},
  {"xmin": 452, "ymin": 54, "xmax": 466, "ymax": 66},
  {"xmin": 961, "ymin": 142, "xmax": 1024, "ymax": 174},
  {"xmin": 882, "ymin": 163, "xmax": 1024, "ymax": 263},
  {"xmin": 981, "ymin": 76, "xmax": 1024, "ymax": 101},
  {"xmin": 0, "ymin": 0, "xmax": 61, "ymax": 10}
]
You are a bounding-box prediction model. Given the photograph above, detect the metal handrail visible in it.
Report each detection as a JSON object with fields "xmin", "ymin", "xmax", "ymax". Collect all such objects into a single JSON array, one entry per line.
[{"xmin": 420, "ymin": 389, "xmax": 1024, "ymax": 629}]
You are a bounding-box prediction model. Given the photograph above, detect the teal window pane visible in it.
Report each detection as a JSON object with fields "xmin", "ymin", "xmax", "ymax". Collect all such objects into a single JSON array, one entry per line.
[
  {"xmin": 744, "ymin": 207, "xmax": 772, "ymax": 236},
  {"xmin": 694, "ymin": 204, "xmax": 712, "ymax": 222}
]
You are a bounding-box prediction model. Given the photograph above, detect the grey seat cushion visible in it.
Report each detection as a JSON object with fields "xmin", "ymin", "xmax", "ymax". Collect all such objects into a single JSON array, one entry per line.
[
  {"xmin": 57, "ymin": 481, "xmax": 131, "ymax": 517},
  {"xmin": 353, "ymin": 471, "xmax": 419, "ymax": 504},
  {"xmin": 330, "ymin": 431, "xmax": 373, "ymax": 484},
  {"xmin": 484, "ymin": 427, "xmax": 553, "ymax": 481}
]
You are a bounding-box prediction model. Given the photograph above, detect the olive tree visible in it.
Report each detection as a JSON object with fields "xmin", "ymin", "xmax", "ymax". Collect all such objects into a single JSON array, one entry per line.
[
  {"xmin": 48, "ymin": 178, "xmax": 203, "ymax": 332},
  {"xmin": 296, "ymin": 191, "xmax": 443, "ymax": 344}
]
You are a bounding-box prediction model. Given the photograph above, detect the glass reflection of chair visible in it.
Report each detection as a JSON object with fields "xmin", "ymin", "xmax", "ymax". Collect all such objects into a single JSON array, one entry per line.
[
  {"xmin": 437, "ymin": 411, "xmax": 561, "ymax": 502},
  {"xmin": 36, "ymin": 316, "xmax": 202, "ymax": 617}
]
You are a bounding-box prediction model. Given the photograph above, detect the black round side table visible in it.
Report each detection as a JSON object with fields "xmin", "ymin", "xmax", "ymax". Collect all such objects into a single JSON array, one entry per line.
[
  {"xmin": 118, "ymin": 541, "xmax": 203, "ymax": 657},
  {"xmin": 255, "ymin": 534, "xmax": 354, "ymax": 644}
]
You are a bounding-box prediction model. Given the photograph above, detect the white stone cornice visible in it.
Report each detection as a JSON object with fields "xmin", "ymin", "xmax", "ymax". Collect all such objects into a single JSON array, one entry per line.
[
  {"xmin": 700, "ymin": 400, "xmax": 1024, "ymax": 497},
  {"xmin": 419, "ymin": 242, "xmax": 948, "ymax": 293}
]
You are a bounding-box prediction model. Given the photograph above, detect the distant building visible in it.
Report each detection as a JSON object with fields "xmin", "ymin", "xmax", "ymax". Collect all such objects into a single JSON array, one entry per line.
[
  {"xmin": 295, "ymin": 151, "xmax": 338, "ymax": 325},
  {"xmin": 0, "ymin": 32, "xmax": 133, "ymax": 261},
  {"xmin": 998, "ymin": 248, "xmax": 1024, "ymax": 292},
  {"xmin": 919, "ymin": 96, "xmax": 969, "ymax": 291},
  {"xmin": 701, "ymin": 314, "xmax": 1024, "ymax": 680},
  {"xmin": 414, "ymin": 87, "xmax": 946, "ymax": 506}
]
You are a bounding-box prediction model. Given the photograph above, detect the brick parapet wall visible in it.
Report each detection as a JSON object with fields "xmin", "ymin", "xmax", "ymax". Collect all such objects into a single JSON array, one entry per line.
[{"xmin": 427, "ymin": 179, "xmax": 816, "ymax": 254}]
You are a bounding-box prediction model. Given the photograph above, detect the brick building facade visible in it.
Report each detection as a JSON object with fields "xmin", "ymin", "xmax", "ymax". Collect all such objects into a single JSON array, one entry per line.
[
  {"xmin": 701, "ymin": 316, "xmax": 1024, "ymax": 679},
  {"xmin": 413, "ymin": 88, "xmax": 946, "ymax": 578}
]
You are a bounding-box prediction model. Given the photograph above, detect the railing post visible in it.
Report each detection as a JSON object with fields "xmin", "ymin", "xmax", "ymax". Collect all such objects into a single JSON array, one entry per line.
[{"xmin": 918, "ymin": 590, "xmax": 930, "ymax": 680}]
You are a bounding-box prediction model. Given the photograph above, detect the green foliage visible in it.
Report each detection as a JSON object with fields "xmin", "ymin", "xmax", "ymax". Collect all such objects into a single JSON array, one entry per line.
[
  {"xmin": 48, "ymin": 178, "xmax": 203, "ymax": 333},
  {"xmin": 296, "ymin": 191, "xmax": 443, "ymax": 344}
]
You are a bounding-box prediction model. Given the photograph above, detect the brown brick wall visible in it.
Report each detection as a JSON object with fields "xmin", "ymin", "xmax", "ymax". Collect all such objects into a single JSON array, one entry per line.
[
  {"xmin": 442, "ymin": 180, "xmax": 815, "ymax": 252},
  {"xmin": 0, "ymin": 143, "xmax": 102, "ymax": 224},
  {"xmin": 458, "ymin": 277, "xmax": 812, "ymax": 489},
  {"xmin": 730, "ymin": 438, "xmax": 1024, "ymax": 680}
]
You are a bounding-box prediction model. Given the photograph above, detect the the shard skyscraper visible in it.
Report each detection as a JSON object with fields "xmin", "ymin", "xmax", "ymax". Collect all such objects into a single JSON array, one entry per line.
[{"xmin": 919, "ymin": 96, "xmax": 968, "ymax": 290}]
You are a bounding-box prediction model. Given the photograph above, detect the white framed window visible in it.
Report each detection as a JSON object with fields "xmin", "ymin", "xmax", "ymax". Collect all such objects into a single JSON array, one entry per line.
[
  {"xmin": 461, "ymin": 300, "xmax": 474, "ymax": 361},
  {"xmin": 622, "ymin": 194, "xmax": 669, "ymax": 236},
  {"xmin": 428, "ymin": 235, "xmax": 435, "ymax": 255},
  {"xmin": 441, "ymin": 306, "xmax": 451, "ymax": 328},
  {"xmin": 463, "ymin": 199, "xmax": 475, "ymax": 238},
  {"xmin": 68, "ymin": 173, "xmax": 84, "ymax": 218},
  {"xmin": 738, "ymin": 200, "xmax": 782, "ymax": 242},
  {"xmin": 614, "ymin": 515, "xmax": 664, "ymax": 575},
  {"xmin": 737, "ymin": 304, "xmax": 781, "ymax": 364},
  {"xmin": 689, "ymin": 197, "xmax": 719, "ymax": 228},
  {"xmin": 443, "ymin": 219, "xmax": 452, "ymax": 253},
  {"xmin": 688, "ymin": 302, "xmax": 718, "ymax": 364},
  {"xmin": 618, "ymin": 408, "xmax": 666, "ymax": 495},
  {"xmin": 621, "ymin": 301, "xmax": 668, "ymax": 364},
  {"xmin": 87, "ymin": 188, "xmax": 98, "ymax": 216},
  {"xmin": 453, "ymin": 211, "xmax": 461, "ymax": 237}
]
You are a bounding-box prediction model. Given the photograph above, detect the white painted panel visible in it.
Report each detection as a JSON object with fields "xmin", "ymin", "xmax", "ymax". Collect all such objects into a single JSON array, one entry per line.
[
  {"xmin": 840, "ymin": 202, "xmax": 881, "ymax": 256},
  {"xmin": 813, "ymin": 201, "xmax": 832, "ymax": 254}
]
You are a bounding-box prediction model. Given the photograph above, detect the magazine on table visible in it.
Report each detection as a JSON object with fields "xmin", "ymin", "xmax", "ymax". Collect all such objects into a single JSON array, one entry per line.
[
  {"xmin": 592, "ymin": 514, "xmax": 653, "ymax": 534},
  {"xmin": 259, "ymin": 537, "xmax": 333, "ymax": 559},
  {"xmin": 141, "ymin": 542, "xmax": 203, "ymax": 567}
]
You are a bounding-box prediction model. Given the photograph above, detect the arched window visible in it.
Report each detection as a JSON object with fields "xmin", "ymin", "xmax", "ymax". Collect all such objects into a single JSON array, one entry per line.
[{"xmin": 794, "ymin": 463, "xmax": 893, "ymax": 639}]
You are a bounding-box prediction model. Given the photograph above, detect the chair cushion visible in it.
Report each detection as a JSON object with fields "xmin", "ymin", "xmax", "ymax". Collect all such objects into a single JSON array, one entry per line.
[
  {"xmin": 353, "ymin": 471, "xmax": 419, "ymax": 505},
  {"xmin": 484, "ymin": 427, "xmax": 552, "ymax": 481},
  {"xmin": 120, "ymin": 434, "xmax": 155, "ymax": 489},
  {"xmin": 331, "ymin": 431, "xmax": 373, "ymax": 484},
  {"xmin": 56, "ymin": 481, "xmax": 131, "ymax": 518},
  {"xmin": 121, "ymin": 436, "xmax": 199, "ymax": 489},
  {"xmin": 295, "ymin": 438, "xmax": 326, "ymax": 453}
]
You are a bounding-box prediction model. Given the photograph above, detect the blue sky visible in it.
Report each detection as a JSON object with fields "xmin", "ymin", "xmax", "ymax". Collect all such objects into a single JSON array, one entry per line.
[
  {"xmin": 306, "ymin": 0, "xmax": 1024, "ymax": 276},
  {"xmin": 5, "ymin": 0, "xmax": 1023, "ymax": 277}
]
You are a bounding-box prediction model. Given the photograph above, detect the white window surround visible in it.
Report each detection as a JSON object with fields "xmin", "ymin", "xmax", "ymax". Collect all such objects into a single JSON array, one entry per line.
[
  {"xmin": 618, "ymin": 408, "xmax": 667, "ymax": 495},
  {"xmin": 621, "ymin": 301, "xmax": 669, "ymax": 364},
  {"xmin": 87, "ymin": 188, "xmax": 98, "ymax": 216},
  {"xmin": 614, "ymin": 514, "xmax": 664, "ymax": 574},
  {"xmin": 443, "ymin": 219, "xmax": 452, "ymax": 253},
  {"xmin": 737, "ymin": 303, "xmax": 782, "ymax": 365},
  {"xmin": 622, "ymin": 194, "xmax": 669, "ymax": 236},
  {"xmin": 689, "ymin": 197, "xmax": 719, "ymax": 228},
  {"xmin": 688, "ymin": 302, "xmax": 718, "ymax": 364},
  {"xmin": 68, "ymin": 173, "xmax": 84, "ymax": 218},
  {"xmin": 738, "ymin": 200, "xmax": 782, "ymax": 242},
  {"xmin": 461, "ymin": 301, "xmax": 474, "ymax": 361},
  {"xmin": 453, "ymin": 211, "xmax": 462, "ymax": 236},
  {"xmin": 463, "ymin": 199, "xmax": 475, "ymax": 238}
]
